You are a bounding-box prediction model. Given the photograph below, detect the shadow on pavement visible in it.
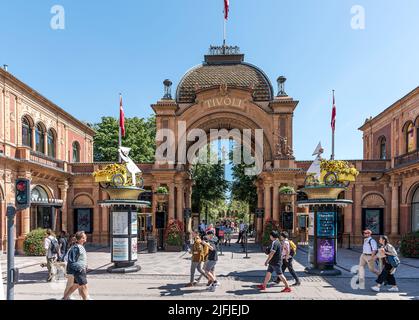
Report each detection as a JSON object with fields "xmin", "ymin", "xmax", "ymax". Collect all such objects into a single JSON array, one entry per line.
[{"xmin": 148, "ymin": 283, "xmax": 205, "ymax": 297}]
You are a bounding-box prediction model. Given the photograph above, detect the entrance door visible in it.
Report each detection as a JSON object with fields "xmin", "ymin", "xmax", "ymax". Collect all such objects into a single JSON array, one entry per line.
[{"xmin": 36, "ymin": 206, "xmax": 53, "ymax": 229}]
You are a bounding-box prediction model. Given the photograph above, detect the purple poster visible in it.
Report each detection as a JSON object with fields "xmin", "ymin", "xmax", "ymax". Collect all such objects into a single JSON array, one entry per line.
[{"xmin": 317, "ymin": 239, "xmax": 335, "ymax": 264}]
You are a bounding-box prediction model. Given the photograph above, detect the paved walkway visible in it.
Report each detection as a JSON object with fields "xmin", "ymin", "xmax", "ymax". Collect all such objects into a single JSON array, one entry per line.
[{"xmin": 1, "ymin": 241, "xmax": 419, "ymax": 300}]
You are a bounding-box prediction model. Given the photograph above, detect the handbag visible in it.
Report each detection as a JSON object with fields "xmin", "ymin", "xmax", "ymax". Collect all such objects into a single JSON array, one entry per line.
[{"xmin": 387, "ymin": 255, "xmax": 400, "ymax": 268}]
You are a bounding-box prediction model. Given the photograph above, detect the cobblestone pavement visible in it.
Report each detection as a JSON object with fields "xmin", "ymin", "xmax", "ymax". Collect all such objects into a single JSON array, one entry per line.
[{"xmin": 1, "ymin": 241, "xmax": 419, "ymax": 300}]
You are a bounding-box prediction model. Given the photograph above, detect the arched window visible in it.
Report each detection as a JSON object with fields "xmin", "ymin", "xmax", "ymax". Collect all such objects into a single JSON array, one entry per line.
[
  {"xmin": 412, "ymin": 187, "xmax": 419, "ymax": 232},
  {"xmin": 31, "ymin": 186, "xmax": 49, "ymax": 203},
  {"xmin": 406, "ymin": 122, "xmax": 415, "ymax": 153},
  {"xmin": 379, "ymin": 137, "xmax": 386, "ymax": 160},
  {"xmin": 72, "ymin": 141, "xmax": 80, "ymax": 163},
  {"xmin": 35, "ymin": 123, "xmax": 45, "ymax": 153},
  {"xmin": 47, "ymin": 129, "xmax": 56, "ymax": 158},
  {"xmin": 22, "ymin": 117, "xmax": 32, "ymax": 147}
]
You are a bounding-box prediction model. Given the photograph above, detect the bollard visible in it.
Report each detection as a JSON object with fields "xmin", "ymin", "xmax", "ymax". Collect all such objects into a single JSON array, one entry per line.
[
  {"xmin": 243, "ymin": 232, "xmax": 250, "ymax": 259},
  {"xmin": 6, "ymin": 205, "xmax": 16, "ymax": 301}
]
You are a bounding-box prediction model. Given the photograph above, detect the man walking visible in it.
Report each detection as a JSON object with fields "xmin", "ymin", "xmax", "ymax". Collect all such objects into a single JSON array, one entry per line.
[
  {"xmin": 258, "ymin": 231, "xmax": 291, "ymax": 292},
  {"xmin": 44, "ymin": 229, "xmax": 60, "ymax": 282},
  {"xmin": 202, "ymin": 230, "xmax": 220, "ymax": 292},
  {"xmin": 358, "ymin": 229, "xmax": 380, "ymax": 289},
  {"xmin": 58, "ymin": 231, "xmax": 68, "ymax": 262},
  {"xmin": 236, "ymin": 220, "xmax": 245, "ymax": 244},
  {"xmin": 63, "ymin": 231, "xmax": 92, "ymax": 300}
]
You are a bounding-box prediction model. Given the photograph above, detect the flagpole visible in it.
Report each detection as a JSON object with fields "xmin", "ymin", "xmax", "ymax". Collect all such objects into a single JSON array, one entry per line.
[
  {"xmin": 118, "ymin": 93, "xmax": 122, "ymax": 163},
  {"xmin": 331, "ymin": 90, "xmax": 335, "ymax": 160},
  {"xmin": 223, "ymin": 13, "xmax": 226, "ymax": 54}
]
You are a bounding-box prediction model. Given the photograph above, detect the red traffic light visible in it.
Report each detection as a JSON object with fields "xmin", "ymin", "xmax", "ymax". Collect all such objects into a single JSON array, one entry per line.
[{"xmin": 16, "ymin": 181, "xmax": 27, "ymax": 192}]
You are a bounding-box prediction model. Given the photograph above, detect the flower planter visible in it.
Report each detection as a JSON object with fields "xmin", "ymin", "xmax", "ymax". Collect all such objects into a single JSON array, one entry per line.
[{"xmin": 165, "ymin": 245, "xmax": 183, "ymax": 252}]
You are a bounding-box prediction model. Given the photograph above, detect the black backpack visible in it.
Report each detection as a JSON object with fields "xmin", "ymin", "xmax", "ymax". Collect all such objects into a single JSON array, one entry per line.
[{"xmin": 49, "ymin": 238, "xmax": 60, "ymax": 255}]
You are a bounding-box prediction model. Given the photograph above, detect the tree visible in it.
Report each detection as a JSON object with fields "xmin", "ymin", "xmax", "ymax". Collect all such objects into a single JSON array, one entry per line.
[
  {"xmin": 230, "ymin": 145, "xmax": 257, "ymax": 213},
  {"xmin": 191, "ymin": 148, "xmax": 229, "ymax": 218},
  {"xmin": 93, "ymin": 116, "xmax": 156, "ymax": 162}
]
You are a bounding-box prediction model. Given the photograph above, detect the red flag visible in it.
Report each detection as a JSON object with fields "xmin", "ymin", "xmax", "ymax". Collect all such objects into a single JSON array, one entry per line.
[
  {"xmin": 331, "ymin": 91, "xmax": 336, "ymax": 132},
  {"xmin": 224, "ymin": 0, "xmax": 229, "ymax": 20},
  {"xmin": 119, "ymin": 94, "xmax": 125, "ymax": 137}
]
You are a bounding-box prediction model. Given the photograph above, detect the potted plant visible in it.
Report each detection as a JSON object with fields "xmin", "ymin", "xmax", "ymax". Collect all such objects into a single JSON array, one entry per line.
[
  {"xmin": 279, "ymin": 186, "xmax": 296, "ymax": 203},
  {"xmin": 23, "ymin": 228, "xmax": 47, "ymax": 256},
  {"xmin": 261, "ymin": 219, "xmax": 280, "ymax": 249},
  {"xmin": 155, "ymin": 186, "xmax": 169, "ymax": 211},
  {"xmin": 400, "ymin": 232, "xmax": 419, "ymax": 258},
  {"xmin": 164, "ymin": 219, "xmax": 184, "ymax": 252}
]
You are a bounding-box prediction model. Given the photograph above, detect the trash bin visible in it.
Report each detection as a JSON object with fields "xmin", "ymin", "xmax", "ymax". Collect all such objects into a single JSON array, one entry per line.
[{"xmin": 147, "ymin": 236, "xmax": 157, "ymax": 253}]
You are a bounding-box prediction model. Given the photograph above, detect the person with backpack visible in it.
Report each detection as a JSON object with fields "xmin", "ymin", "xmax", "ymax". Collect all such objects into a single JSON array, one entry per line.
[
  {"xmin": 358, "ymin": 229, "xmax": 380, "ymax": 289},
  {"xmin": 44, "ymin": 229, "xmax": 60, "ymax": 282},
  {"xmin": 63, "ymin": 231, "xmax": 91, "ymax": 300},
  {"xmin": 276, "ymin": 231, "xmax": 301, "ymax": 286},
  {"xmin": 186, "ymin": 234, "xmax": 207, "ymax": 287},
  {"xmin": 58, "ymin": 231, "xmax": 69, "ymax": 262},
  {"xmin": 257, "ymin": 231, "xmax": 291, "ymax": 292},
  {"xmin": 371, "ymin": 235, "xmax": 400, "ymax": 292}
]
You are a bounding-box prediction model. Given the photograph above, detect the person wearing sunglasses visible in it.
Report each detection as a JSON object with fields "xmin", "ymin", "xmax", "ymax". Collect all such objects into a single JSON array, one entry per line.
[{"xmin": 358, "ymin": 229, "xmax": 380, "ymax": 289}]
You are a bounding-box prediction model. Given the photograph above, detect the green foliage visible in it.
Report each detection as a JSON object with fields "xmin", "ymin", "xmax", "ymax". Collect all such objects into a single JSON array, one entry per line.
[
  {"xmin": 191, "ymin": 149, "xmax": 229, "ymax": 214},
  {"xmin": 23, "ymin": 228, "xmax": 46, "ymax": 256},
  {"xmin": 156, "ymin": 186, "xmax": 169, "ymax": 194},
  {"xmin": 262, "ymin": 219, "xmax": 280, "ymax": 247},
  {"xmin": 230, "ymin": 145, "xmax": 257, "ymax": 213},
  {"xmin": 279, "ymin": 186, "xmax": 295, "ymax": 194},
  {"xmin": 93, "ymin": 116, "xmax": 156, "ymax": 163},
  {"xmin": 400, "ymin": 232, "xmax": 419, "ymax": 258}
]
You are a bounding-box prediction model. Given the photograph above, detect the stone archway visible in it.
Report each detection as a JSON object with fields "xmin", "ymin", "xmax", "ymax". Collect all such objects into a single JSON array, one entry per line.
[{"xmin": 151, "ymin": 48, "xmax": 299, "ymax": 241}]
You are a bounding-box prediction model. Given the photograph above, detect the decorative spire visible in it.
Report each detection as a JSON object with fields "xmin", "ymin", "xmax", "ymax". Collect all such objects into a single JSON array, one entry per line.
[
  {"xmin": 163, "ymin": 79, "xmax": 173, "ymax": 100},
  {"xmin": 277, "ymin": 76, "xmax": 287, "ymax": 97}
]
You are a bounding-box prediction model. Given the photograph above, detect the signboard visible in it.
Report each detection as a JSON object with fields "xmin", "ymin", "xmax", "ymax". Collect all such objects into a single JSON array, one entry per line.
[
  {"xmin": 131, "ymin": 212, "xmax": 138, "ymax": 235},
  {"xmin": 363, "ymin": 209, "xmax": 382, "ymax": 235},
  {"xmin": 131, "ymin": 239, "xmax": 138, "ymax": 261},
  {"xmin": 298, "ymin": 215, "xmax": 307, "ymax": 228},
  {"xmin": 317, "ymin": 212, "xmax": 335, "ymax": 237},
  {"xmin": 113, "ymin": 212, "xmax": 129, "ymax": 235},
  {"xmin": 308, "ymin": 212, "xmax": 314, "ymax": 236},
  {"xmin": 76, "ymin": 209, "xmax": 93, "ymax": 233},
  {"xmin": 112, "ymin": 238, "xmax": 129, "ymax": 261},
  {"xmin": 317, "ymin": 239, "xmax": 335, "ymax": 264}
]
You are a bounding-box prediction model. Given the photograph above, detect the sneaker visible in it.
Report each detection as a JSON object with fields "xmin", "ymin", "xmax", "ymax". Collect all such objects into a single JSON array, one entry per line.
[
  {"xmin": 206, "ymin": 280, "xmax": 213, "ymax": 286},
  {"xmin": 292, "ymin": 281, "xmax": 301, "ymax": 287},
  {"xmin": 213, "ymin": 281, "xmax": 220, "ymax": 287},
  {"xmin": 388, "ymin": 287, "xmax": 399, "ymax": 292},
  {"xmin": 207, "ymin": 285, "xmax": 216, "ymax": 292},
  {"xmin": 257, "ymin": 284, "xmax": 266, "ymax": 291},
  {"xmin": 281, "ymin": 287, "xmax": 292, "ymax": 293},
  {"xmin": 371, "ymin": 286, "xmax": 380, "ymax": 292}
]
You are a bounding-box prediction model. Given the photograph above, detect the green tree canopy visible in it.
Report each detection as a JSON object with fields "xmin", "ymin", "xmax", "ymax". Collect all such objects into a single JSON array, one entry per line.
[{"xmin": 93, "ymin": 116, "xmax": 156, "ymax": 163}]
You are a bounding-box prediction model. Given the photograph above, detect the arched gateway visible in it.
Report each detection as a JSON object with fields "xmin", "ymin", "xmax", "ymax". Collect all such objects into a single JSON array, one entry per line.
[{"xmin": 151, "ymin": 46, "xmax": 304, "ymax": 241}]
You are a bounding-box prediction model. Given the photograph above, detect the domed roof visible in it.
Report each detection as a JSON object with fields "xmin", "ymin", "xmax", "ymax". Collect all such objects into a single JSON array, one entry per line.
[{"xmin": 176, "ymin": 52, "xmax": 274, "ymax": 103}]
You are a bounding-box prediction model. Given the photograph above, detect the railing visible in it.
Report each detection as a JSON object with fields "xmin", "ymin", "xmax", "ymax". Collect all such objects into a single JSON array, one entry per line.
[
  {"xmin": 395, "ymin": 150, "xmax": 419, "ymax": 168},
  {"xmin": 30, "ymin": 151, "xmax": 65, "ymax": 170}
]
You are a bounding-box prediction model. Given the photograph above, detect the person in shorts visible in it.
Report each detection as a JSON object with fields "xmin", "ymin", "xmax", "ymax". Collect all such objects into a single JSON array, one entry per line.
[
  {"xmin": 257, "ymin": 231, "xmax": 291, "ymax": 292},
  {"xmin": 63, "ymin": 231, "xmax": 92, "ymax": 300},
  {"xmin": 202, "ymin": 230, "xmax": 219, "ymax": 292}
]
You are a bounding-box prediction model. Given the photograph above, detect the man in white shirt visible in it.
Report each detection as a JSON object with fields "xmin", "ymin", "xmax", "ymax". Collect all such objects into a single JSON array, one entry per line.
[
  {"xmin": 358, "ymin": 229, "xmax": 380, "ymax": 289},
  {"xmin": 237, "ymin": 221, "xmax": 245, "ymax": 244},
  {"xmin": 44, "ymin": 229, "xmax": 60, "ymax": 282}
]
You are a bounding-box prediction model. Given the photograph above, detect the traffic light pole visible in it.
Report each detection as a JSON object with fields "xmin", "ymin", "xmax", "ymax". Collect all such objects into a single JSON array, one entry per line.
[{"xmin": 6, "ymin": 205, "xmax": 16, "ymax": 300}]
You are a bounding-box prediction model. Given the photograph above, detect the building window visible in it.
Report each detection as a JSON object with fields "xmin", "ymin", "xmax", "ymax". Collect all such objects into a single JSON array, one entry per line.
[
  {"xmin": 72, "ymin": 141, "xmax": 80, "ymax": 162},
  {"xmin": 379, "ymin": 137, "xmax": 386, "ymax": 160},
  {"xmin": 362, "ymin": 208, "xmax": 384, "ymax": 235},
  {"xmin": 47, "ymin": 129, "xmax": 56, "ymax": 158},
  {"xmin": 35, "ymin": 123, "xmax": 45, "ymax": 153},
  {"xmin": 406, "ymin": 123, "xmax": 415, "ymax": 153},
  {"xmin": 412, "ymin": 188, "xmax": 419, "ymax": 232},
  {"xmin": 22, "ymin": 117, "xmax": 32, "ymax": 147},
  {"xmin": 74, "ymin": 208, "xmax": 93, "ymax": 234}
]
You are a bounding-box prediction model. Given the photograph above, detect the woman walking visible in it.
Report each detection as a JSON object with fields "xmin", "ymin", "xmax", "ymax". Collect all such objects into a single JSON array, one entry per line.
[
  {"xmin": 371, "ymin": 235, "xmax": 399, "ymax": 292},
  {"xmin": 186, "ymin": 234, "xmax": 207, "ymax": 287}
]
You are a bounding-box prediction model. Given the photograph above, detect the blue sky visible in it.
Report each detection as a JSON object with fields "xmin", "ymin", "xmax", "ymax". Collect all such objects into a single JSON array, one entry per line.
[{"xmin": 1, "ymin": 0, "xmax": 418, "ymax": 160}]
